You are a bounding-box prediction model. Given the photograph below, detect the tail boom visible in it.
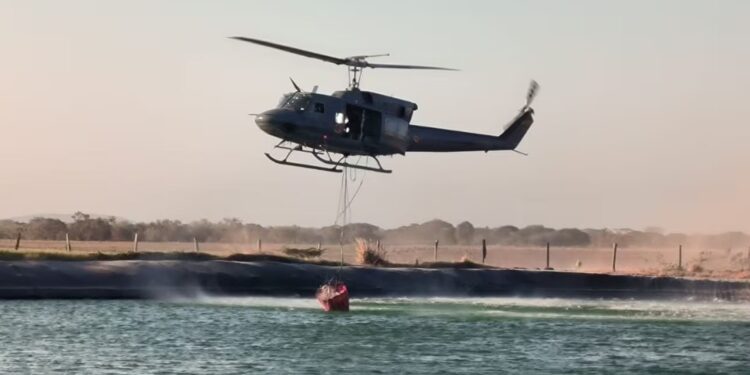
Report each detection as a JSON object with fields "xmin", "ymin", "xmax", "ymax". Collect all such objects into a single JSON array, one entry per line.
[{"xmin": 406, "ymin": 108, "xmax": 534, "ymax": 152}]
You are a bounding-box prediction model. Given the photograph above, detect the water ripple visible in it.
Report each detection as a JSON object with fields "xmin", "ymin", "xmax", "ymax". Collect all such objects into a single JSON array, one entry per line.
[{"xmin": 0, "ymin": 297, "xmax": 748, "ymax": 374}]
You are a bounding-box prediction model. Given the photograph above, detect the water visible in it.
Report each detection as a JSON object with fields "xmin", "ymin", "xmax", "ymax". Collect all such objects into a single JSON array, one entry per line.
[{"xmin": 1, "ymin": 297, "xmax": 749, "ymax": 374}]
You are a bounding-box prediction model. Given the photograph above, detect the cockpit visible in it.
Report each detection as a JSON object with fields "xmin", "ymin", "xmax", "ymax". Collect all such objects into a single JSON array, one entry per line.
[{"xmin": 277, "ymin": 92, "xmax": 311, "ymax": 111}]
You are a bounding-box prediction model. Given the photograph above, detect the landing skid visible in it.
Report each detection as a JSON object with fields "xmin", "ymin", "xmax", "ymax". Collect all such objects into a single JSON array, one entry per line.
[
  {"xmin": 264, "ymin": 142, "xmax": 392, "ymax": 174},
  {"xmin": 265, "ymin": 153, "xmax": 341, "ymax": 173}
]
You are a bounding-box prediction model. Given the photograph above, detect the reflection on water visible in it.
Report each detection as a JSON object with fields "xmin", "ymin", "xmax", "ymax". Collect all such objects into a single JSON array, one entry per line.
[{"xmin": 1, "ymin": 297, "xmax": 749, "ymax": 374}]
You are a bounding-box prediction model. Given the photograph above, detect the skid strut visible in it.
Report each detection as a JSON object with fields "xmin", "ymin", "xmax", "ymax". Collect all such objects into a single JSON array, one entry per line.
[{"xmin": 313, "ymin": 152, "xmax": 392, "ymax": 174}]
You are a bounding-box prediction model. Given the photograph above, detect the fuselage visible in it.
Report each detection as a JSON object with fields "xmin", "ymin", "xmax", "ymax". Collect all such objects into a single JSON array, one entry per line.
[
  {"xmin": 254, "ymin": 89, "xmax": 534, "ymax": 156},
  {"xmin": 255, "ymin": 89, "xmax": 413, "ymax": 156}
]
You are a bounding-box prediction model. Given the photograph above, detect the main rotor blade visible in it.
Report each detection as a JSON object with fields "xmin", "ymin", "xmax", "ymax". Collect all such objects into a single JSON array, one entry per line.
[
  {"xmin": 347, "ymin": 53, "xmax": 390, "ymax": 60},
  {"xmin": 230, "ymin": 36, "xmax": 346, "ymax": 65},
  {"xmin": 366, "ymin": 63, "xmax": 458, "ymax": 71}
]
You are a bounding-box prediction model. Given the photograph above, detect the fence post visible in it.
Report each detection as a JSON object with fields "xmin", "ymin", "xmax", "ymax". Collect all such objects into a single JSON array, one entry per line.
[
  {"xmin": 678, "ymin": 244, "xmax": 683, "ymax": 270},
  {"xmin": 193, "ymin": 237, "xmax": 199, "ymax": 252},
  {"xmin": 481, "ymin": 239, "xmax": 487, "ymax": 264},
  {"xmin": 376, "ymin": 240, "xmax": 381, "ymax": 252},
  {"xmin": 612, "ymin": 243, "xmax": 618, "ymax": 272},
  {"xmin": 65, "ymin": 233, "xmax": 71, "ymax": 252},
  {"xmin": 434, "ymin": 240, "xmax": 439, "ymax": 262},
  {"xmin": 14, "ymin": 232, "xmax": 21, "ymax": 250},
  {"xmin": 546, "ymin": 242, "xmax": 551, "ymax": 270},
  {"xmin": 257, "ymin": 238, "xmax": 262, "ymax": 253},
  {"xmin": 133, "ymin": 232, "xmax": 139, "ymax": 253}
]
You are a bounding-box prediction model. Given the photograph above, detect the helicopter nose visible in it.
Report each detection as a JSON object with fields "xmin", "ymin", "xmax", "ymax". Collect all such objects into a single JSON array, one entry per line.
[{"xmin": 254, "ymin": 109, "xmax": 296, "ymax": 136}]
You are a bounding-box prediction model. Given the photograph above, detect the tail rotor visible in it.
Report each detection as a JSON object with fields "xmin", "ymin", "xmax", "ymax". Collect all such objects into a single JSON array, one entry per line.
[{"xmin": 525, "ymin": 80, "xmax": 540, "ymax": 110}]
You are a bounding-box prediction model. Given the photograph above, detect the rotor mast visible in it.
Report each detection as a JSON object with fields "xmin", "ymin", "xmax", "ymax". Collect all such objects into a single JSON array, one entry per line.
[
  {"xmin": 347, "ymin": 65, "xmax": 362, "ymax": 89},
  {"xmin": 230, "ymin": 36, "xmax": 457, "ymax": 90},
  {"xmin": 346, "ymin": 54, "xmax": 389, "ymax": 89}
]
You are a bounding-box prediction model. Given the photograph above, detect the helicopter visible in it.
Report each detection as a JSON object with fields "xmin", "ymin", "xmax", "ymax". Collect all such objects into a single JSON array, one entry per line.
[{"xmin": 231, "ymin": 36, "xmax": 539, "ymax": 174}]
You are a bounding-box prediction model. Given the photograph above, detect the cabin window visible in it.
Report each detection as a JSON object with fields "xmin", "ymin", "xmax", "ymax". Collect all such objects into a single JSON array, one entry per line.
[{"xmin": 314, "ymin": 102, "xmax": 325, "ymax": 113}]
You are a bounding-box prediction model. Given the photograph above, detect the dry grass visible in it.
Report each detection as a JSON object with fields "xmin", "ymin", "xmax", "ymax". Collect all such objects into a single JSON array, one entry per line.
[
  {"xmin": 355, "ymin": 238, "xmax": 389, "ymax": 266},
  {"xmin": 282, "ymin": 247, "xmax": 324, "ymax": 259},
  {"xmin": 1, "ymin": 239, "xmax": 749, "ymax": 278},
  {"xmin": 0, "ymin": 249, "xmax": 345, "ymax": 265},
  {"xmin": 417, "ymin": 260, "xmax": 488, "ymax": 269},
  {"xmin": 0, "ymin": 250, "xmax": 214, "ymax": 261}
]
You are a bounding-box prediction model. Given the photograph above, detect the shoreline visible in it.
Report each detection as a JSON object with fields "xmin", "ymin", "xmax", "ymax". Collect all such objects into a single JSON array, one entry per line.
[{"xmin": 0, "ymin": 260, "xmax": 748, "ymax": 300}]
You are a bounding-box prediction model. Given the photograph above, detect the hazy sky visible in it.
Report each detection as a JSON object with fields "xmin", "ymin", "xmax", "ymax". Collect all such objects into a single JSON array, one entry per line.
[{"xmin": 1, "ymin": 0, "xmax": 749, "ymax": 232}]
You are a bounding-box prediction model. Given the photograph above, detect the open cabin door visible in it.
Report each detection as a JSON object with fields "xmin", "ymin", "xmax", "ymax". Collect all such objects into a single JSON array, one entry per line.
[
  {"xmin": 345, "ymin": 105, "xmax": 382, "ymax": 143},
  {"xmin": 362, "ymin": 109, "xmax": 382, "ymax": 144}
]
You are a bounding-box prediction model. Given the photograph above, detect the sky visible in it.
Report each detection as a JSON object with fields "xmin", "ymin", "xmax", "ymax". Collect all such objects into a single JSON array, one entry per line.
[{"xmin": 1, "ymin": 0, "xmax": 749, "ymax": 233}]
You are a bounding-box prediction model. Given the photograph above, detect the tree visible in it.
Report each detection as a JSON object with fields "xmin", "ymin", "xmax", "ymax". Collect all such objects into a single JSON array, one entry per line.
[
  {"xmin": 455, "ymin": 221, "xmax": 475, "ymax": 245},
  {"xmin": 189, "ymin": 219, "xmax": 216, "ymax": 242},
  {"xmin": 71, "ymin": 211, "xmax": 90, "ymax": 222},
  {"xmin": 547, "ymin": 229, "xmax": 591, "ymax": 247},
  {"xmin": 270, "ymin": 226, "xmax": 302, "ymax": 243},
  {"xmin": 69, "ymin": 214, "xmax": 113, "ymax": 241},
  {"xmin": 110, "ymin": 221, "xmax": 136, "ymax": 241},
  {"xmin": 25, "ymin": 218, "xmax": 68, "ymax": 240},
  {"xmin": 518, "ymin": 225, "xmax": 555, "ymax": 246},
  {"xmin": 489, "ymin": 225, "xmax": 519, "ymax": 245},
  {"xmin": 143, "ymin": 220, "xmax": 188, "ymax": 242},
  {"xmin": 0, "ymin": 220, "xmax": 22, "ymax": 239},
  {"xmin": 343, "ymin": 223, "xmax": 381, "ymax": 243}
]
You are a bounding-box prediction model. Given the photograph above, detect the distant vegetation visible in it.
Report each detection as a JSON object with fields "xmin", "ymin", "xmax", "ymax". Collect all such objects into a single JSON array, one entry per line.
[{"xmin": 1, "ymin": 212, "xmax": 749, "ymax": 249}]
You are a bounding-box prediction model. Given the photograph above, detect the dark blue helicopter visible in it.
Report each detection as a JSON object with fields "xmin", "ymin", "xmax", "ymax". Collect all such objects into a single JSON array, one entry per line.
[{"xmin": 232, "ymin": 37, "xmax": 539, "ymax": 174}]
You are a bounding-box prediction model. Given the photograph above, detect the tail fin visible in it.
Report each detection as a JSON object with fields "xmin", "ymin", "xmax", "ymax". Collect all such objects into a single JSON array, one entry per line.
[
  {"xmin": 497, "ymin": 80, "xmax": 539, "ymax": 150},
  {"xmin": 498, "ymin": 109, "xmax": 534, "ymax": 149}
]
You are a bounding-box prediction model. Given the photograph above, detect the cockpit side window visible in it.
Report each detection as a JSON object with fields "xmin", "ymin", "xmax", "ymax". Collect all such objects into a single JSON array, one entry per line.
[
  {"xmin": 277, "ymin": 93, "xmax": 294, "ymax": 108},
  {"xmin": 277, "ymin": 93, "xmax": 310, "ymax": 111},
  {"xmin": 314, "ymin": 102, "xmax": 325, "ymax": 113}
]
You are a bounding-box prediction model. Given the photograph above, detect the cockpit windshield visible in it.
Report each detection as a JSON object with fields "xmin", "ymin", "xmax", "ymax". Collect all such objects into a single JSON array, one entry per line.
[{"xmin": 277, "ymin": 93, "xmax": 310, "ymax": 111}]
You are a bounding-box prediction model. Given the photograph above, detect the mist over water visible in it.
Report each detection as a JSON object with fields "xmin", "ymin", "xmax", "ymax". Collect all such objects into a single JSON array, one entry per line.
[
  {"xmin": 183, "ymin": 295, "xmax": 750, "ymax": 322},
  {"xmin": 2, "ymin": 297, "xmax": 748, "ymax": 373}
]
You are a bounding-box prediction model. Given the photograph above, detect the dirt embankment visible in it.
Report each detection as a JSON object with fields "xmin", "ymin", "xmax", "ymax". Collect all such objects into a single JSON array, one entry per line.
[{"xmin": 0, "ymin": 260, "xmax": 747, "ymax": 300}]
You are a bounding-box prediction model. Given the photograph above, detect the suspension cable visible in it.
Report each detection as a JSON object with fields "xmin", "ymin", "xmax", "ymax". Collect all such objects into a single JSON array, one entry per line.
[{"xmin": 333, "ymin": 159, "xmax": 369, "ymax": 270}]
